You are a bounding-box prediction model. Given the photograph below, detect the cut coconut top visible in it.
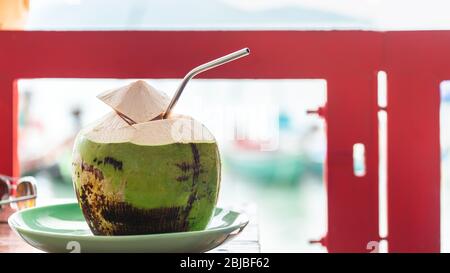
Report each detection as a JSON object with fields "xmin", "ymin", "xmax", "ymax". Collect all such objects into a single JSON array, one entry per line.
[
  {"xmin": 81, "ymin": 112, "xmax": 216, "ymax": 145},
  {"xmin": 97, "ymin": 80, "xmax": 170, "ymax": 124}
]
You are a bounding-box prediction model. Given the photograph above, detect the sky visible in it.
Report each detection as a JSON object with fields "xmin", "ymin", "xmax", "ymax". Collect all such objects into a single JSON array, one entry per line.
[{"xmin": 26, "ymin": 0, "xmax": 450, "ymax": 30}]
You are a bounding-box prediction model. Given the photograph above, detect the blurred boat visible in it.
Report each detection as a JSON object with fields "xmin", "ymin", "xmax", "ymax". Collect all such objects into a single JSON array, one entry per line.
[
  {"xmin": 223, "ymin": 144, "xmax": 305, "ymax": 185},
  {"xmin": 223, "ymin": 113, "xmax": 324, "ymax": 186}
]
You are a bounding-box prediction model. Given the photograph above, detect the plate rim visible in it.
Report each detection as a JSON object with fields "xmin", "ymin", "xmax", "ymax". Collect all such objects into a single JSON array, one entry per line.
[{"xmin": 8, "ymin": 202, "xmax": 249, "ymax": 241}]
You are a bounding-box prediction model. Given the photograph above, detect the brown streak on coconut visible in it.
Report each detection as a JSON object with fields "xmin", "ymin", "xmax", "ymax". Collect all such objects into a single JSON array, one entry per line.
[
  {"xmin": 175, "ymin": 162, "xmax": 192, "ymax": 172},
  {"xmin": 190, "ymin": 143, "xmax": 201, "ymax": 183},
  {"xmin": 101, "ymin": 202, "xmax": 188, "ymax": 235},
  {"xmin": 77, "ymin": 162, "xmax": 114, "ymax": 235},
  {"xmin": 176, "ymin": 175, "xmax": 190, "ymax": 182},
  {"xmin": 81, "ymin": 162, "xmax": 104, "ymax": 180},
  {"xmin": 181, "ymin": 143, "xmax": 202, "ymax": 226},
  {"xmin": 103, "ymin": 156, "xmax": 123, "ymax": 171}
]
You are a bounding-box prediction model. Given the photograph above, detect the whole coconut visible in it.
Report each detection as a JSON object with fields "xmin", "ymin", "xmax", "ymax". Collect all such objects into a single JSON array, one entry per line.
[{"xmin": 72, "ymin": 80, "xmax": 221, "ymax": 235}]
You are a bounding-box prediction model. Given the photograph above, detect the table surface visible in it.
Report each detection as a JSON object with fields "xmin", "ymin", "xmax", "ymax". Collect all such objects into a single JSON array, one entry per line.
[{"xmin": 0, "ymin": 201, "xmax": 259, "ymax": 253}]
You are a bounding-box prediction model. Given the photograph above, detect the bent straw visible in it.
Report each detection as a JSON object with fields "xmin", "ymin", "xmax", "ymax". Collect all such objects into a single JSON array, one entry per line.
[{"xmin": 162, "ymin": 48, "xmax": 250, "ymax": 119}]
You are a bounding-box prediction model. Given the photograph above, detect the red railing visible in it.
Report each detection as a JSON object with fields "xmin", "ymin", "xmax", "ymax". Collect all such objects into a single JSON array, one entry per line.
[{"xmin": 0, "ymin": 30, "xmax": 445, "ymax": 252}]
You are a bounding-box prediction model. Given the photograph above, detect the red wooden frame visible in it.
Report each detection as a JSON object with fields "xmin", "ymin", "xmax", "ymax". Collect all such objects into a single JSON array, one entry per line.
[{"xmin": 0, "ymin": 30, "xmax": 445, "ymax": 252}]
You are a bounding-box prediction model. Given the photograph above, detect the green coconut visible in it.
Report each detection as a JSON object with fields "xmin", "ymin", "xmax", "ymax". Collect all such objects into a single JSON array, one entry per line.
[{"xmin": 72, "ymin": 80, "xmax": 221, "ymax": 236}]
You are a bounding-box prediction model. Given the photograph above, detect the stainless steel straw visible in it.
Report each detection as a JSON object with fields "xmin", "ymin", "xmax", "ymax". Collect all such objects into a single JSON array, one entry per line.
[{"xmin": 162, "ymin": 48, "xmax": 250, "ymax": 119}]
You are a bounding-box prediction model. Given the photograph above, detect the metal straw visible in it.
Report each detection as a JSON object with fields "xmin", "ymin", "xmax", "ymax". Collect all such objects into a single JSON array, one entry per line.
[{"xmin": 162, "ymin": 48, "xmax": 250, "ymax": 119}]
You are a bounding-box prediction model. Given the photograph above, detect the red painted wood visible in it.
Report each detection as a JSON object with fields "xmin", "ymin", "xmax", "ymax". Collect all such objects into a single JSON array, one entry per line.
[
  {"xmin": 385, "ymin": 72, "xmax": 440, "ymax": 252},
  {"xmin": 0, "ymin": 77, "xmax": 18, "ymax": 177},
  {"xmin": 0, "ymin": 31, "xmax": 381, "ymax": 79},
  {"xmin": 0, "ymin": 30, "xmax": 444, "ymax": 252},
  {"xmin": 383, "ymin": 31, "xmax": 448, "ymax": 253},
  {"xmin": 325, "ymin": 73, "xmax": 379, "ymax": 252}
]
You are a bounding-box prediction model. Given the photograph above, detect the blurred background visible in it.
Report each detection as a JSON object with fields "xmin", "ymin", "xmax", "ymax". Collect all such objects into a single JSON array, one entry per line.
[{"xmin": 3, "ymin": 0, "xmax": 450, "ymax": 252}]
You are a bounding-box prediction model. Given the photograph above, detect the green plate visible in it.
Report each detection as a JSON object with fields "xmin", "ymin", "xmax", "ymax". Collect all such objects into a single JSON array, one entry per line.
[{"xmin": 8, "ymin": 202, "xmax": 248, "ymax": 253}]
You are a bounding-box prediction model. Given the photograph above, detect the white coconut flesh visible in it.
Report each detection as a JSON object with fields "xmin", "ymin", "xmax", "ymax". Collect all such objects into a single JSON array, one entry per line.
[
  {"xmin": 97, "ymin": 80, "xmax": 170, "ymax": 123},
  {"xmin": 82, "ymin": 80, "xmax": 215, "ymax": 146}
]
